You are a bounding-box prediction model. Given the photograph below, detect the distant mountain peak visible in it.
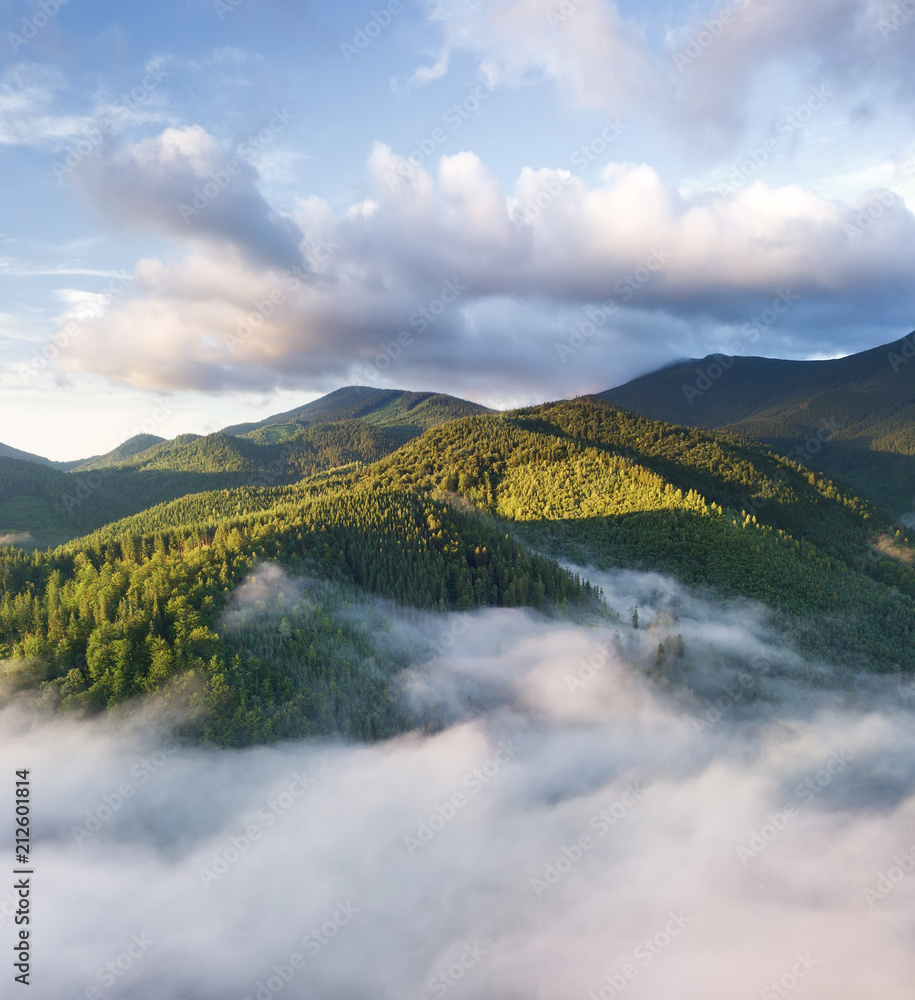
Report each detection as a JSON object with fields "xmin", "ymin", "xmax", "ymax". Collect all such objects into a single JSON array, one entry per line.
[
  {"xmin": 221, "ymin": 386, "xmax": 493, "ymax": 437},
  {"xmin": 595, "ymin": 332, "xmax": 915, "ymax": 514}
]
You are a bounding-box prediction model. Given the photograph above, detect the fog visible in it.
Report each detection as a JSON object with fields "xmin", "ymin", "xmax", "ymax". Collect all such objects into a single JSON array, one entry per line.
[{"xmin": 3, "ymin": 566, "xmax": 915, "ymax": 999}]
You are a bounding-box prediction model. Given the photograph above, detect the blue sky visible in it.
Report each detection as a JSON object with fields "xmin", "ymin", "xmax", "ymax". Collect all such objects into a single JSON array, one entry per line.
[{"xmin": 2, "ymin": 0, "xmax": 915, "ymax": 458}]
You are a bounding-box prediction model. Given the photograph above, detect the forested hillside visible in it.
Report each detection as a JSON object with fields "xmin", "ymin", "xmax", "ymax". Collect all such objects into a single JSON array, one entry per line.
[
  {"xmin": 69, "ymin": 434, "xmax": 166, "ymax": 471},
  {"xmin": 0, "ymin": 480, "xmax": 598, "ymax": 744},
  {"xmin": 0, "ymin": 388, "xmax": 492, "ymax": 548},
  {"xmin": 1, "ymin": 395, "xmax": 913, "ymax": 747},
  {"xmin": 0, "ymin": 423, "xmax": 412, "ymax": 548},
  {"xmin": 223, "ymin": 386, "xmax": 492, "ymax": 439},
  {"xmin": 597, "ymin": 333, "xmax": 915, "ymax": 514},
  {"xmin": 356, "ymin": 401, "xmax": 915, "ymax": 669}
]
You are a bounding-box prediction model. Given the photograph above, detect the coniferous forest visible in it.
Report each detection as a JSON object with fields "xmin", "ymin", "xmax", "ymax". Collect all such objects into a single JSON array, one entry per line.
[{"xmin": 1, "ymin": 393, "xmax": 913, "ymax": 746}]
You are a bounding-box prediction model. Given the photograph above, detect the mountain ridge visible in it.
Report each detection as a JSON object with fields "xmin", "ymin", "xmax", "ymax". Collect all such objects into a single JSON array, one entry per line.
[
  {"xmin": 1, "ymin": 393, "xmax": 914, "ymax": 746},
  {"xmin": 595, "ymin": 332, "xmax": 915, "ymax": 514}
]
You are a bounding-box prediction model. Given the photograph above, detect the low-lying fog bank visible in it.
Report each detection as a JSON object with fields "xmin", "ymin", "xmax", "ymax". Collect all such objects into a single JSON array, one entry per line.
[{"xmin": 3, "ymin": 566, "xmax": 914, "ymax": 999}]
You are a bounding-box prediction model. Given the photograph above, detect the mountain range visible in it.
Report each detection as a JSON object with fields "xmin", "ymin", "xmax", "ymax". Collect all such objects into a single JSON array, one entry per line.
[
  {"xmin": 1, "ymin": 338, "xmax": 914, "ymax": 746},
  {"xmin": 0, "ymin": 389, "xmax": 492, "ymax": 548},
  {"xmin": 596, "ymin": 332, "xmax": 915, "ymax": 515}
]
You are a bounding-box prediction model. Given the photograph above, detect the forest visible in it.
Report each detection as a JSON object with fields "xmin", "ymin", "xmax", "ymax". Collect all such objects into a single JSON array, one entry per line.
[{"xmin": 1, "ymin": 395, "xmax": 913, "ymax": 745}]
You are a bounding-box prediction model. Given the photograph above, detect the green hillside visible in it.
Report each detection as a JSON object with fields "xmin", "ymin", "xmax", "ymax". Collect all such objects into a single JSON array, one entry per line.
[
  {"xmin": 2, "ymin": 394, "xmax": 914, "ymax": 747},
  {"xmin": 223, "ymin": 386, "xmax": 494, "ymax": 440},
  {"xmin": 0, "ymin": 388, "xmax": 493, "ymax": 549},
  {"xmin": 0, "ymin": 423, "xmax": 413, "ymax": 548},
  {"xmin": 70, "ymin": 434, "xmax": 166, "ymax": 471},
  {"xmin": 0, "ymin": 457, "xmax": 227, "ymax": 550},
  {"xmin": 596, "ymin": 333, "xmax": 915, "ymax": 515},
  {"xmin": 0, "ymin": 440, "xmax": 56, "ymax": 467},
  {"xmin": 0, "ymin": 480, "xmax": 599, "ymax": 745},
  {"xmin": 351, "ymin": 400, "xmax": 915, "ymax": 669}
]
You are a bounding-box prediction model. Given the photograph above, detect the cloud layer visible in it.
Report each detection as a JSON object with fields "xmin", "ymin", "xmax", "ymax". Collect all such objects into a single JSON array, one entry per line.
[
  {"xmin": 55, "ymin": 135, "xmax": 915, "ymax": 395},
  {"xmin": 7, "ymin": 0, "xmax": 915, "ymax": 404},
  {"xmin": 5, "ymin": 565, "xmax": 915, "ymax": 999}
]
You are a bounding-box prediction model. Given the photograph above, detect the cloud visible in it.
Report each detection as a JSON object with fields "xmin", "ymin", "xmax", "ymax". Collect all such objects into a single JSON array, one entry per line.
[
  {"xmin": 6, "ymin": 564, "xmax": 915, "ymax": 998},
  {"xmin": 0, "ymin": 63, "xmax": 95, "ymax": 148},
  {"xmin": 414, "ymin": 1, "xmax": 915, "ymax": 151},
  {"xmin": 0, "ymin": 532, "xmax": 32, "ymax": 545},
  {"xmin": 52, "ymin": 144, "xmax": 915, "ymax": 395},
  {"xmin": 666, "ymin": 0, "xmax": 915, "ymax": 133},
  {"xmin": 414, "ymin": 0, "xmax": 659, "ymax": 115},
  {"xmin": 76, "ymin": 125, "xmax": 305, "ymax": 271}
]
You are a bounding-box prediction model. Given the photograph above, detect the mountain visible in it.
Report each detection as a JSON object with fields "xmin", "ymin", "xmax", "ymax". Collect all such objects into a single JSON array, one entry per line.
[
  {"xmin": 0, "ymin": 423, "xmax": 407, "ymax": 548},
  {"xmin": 0, "ymin": 440, "xmax": 55, "ymax": 466},
  {"xmin": 2, "ymin": 395, "xmax": 913, "ymax": 747},
  {"xmin": 222, "ymin": 386, "xmax": 493, "ymax": 441},
  {"xmin": 0, "ymin": 388, "xmax": 494, "ymax": 547},
  {"xmin": 69, "ymin": 434, "xmax": 166, "ymax": 471},
  {"xmin": 595, "ymin": 332, "xmax": 915, "ymax": 515},
  {"xmin": 0, "ymin": 454, "xmax": 246, "ymax": 549},
  {"xmin": 1, "ymin": 434, "xmax": 167, "ymax": 473}
]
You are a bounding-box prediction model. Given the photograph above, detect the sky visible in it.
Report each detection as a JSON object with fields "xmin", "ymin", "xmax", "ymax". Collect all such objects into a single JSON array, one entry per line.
[{"xmin": 2, "ymin": 0, "xmax": 915, "ymax": 459}]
